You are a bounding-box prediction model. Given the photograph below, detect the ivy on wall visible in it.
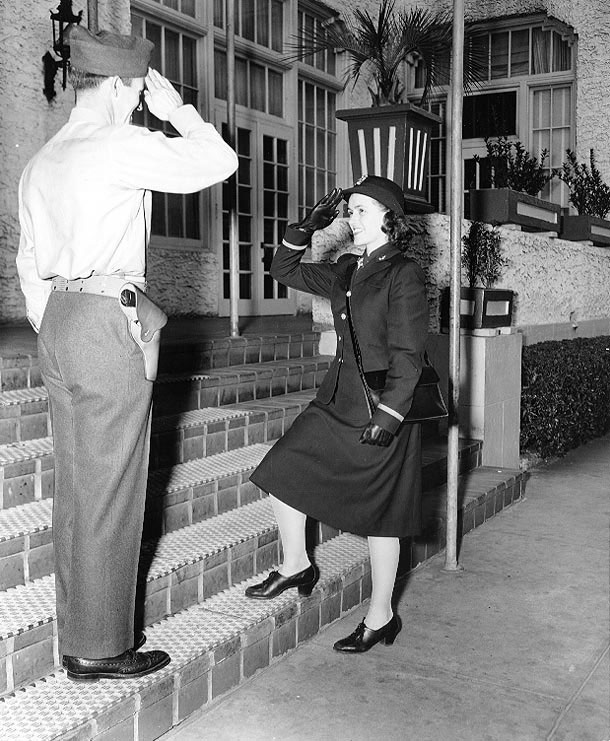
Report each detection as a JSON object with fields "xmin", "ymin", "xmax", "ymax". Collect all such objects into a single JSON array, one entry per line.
[{"xmin": 520, "ymin": 336, "xmax": 610, "ymax": 458}]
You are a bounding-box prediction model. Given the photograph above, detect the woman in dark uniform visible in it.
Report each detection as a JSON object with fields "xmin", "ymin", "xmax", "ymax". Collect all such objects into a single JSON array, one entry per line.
[{"xmin": 246, "ymin": 176, "xmax": 429, "ymax": 653}]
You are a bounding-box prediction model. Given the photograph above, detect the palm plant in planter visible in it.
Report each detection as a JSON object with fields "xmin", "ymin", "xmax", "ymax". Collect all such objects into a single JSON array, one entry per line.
[
  {"xmin": 290, "ymin": 0, "xmax": 485, "ymax": 212},
  {"xmin": 441, "ymin": 221, "xmax": 514, "ymax": 330},
  {"xmin": 556, "ymin": 149, "xmax": 610, "ymax": 247},
  {"xmin": 470, "ymin": 136, "xmax": 561, "ymax": 232}
]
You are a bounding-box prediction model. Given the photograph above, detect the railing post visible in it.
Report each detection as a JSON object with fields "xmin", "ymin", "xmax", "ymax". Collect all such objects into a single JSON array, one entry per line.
[
  {"xmin": 226, "ymin": 1, "xmax": 240, "ymax": 337},
  {"xmin": 444, "ymin": 0, "xmax": 465, "ymax": 572}
]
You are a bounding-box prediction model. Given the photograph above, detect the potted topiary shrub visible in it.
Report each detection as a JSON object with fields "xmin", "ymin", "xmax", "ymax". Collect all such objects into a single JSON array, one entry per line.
[
  {"xmin": 556, "ymin": 149, "xmax": 610, "ymax": 247},
  {"xmin": 441, "ymin": 221, "xmax": 514, "ymax": 330},
  {"xmin": 291, "ymin": 0, "xmax": 485, "ymax": 212},
  {"xmin": 469, "ymin": 136, "xmax": 561, "ymax": 232}
]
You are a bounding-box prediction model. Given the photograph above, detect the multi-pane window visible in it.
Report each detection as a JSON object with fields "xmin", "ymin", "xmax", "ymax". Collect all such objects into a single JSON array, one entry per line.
[
  {"xmin": 466, "ymin": 26, "xmax": 572, "ymax": 81},
  {"xmin": 262, "ymin": 136, "xmax": 289, "ymax": 299},
  {"xmin": 415, "ymin": 15, "xmax": 575, "ymax": 213},
  {"xmin": 297, "ymin": 80, "xmax": 336, "ymax": 217},
  {"xmin": 426, "ymin": 101, "xmax": 447, "ymax": 214},
  {"xmin": 145, "ymin": 0, "xmax": 196, "ymax": 17},
  {"xmin": 131, "ymin": 12, "xmax": 200, "ymax": 239},
  {"xmin": 213, "ymin": 0, "xmax": 284, "ymax": 52},
  {"xmin": 214, "ymin": 51, "xmax": 283, "ymax": 117},
  {"xmin": 222, "ymin": 127, "xmax": 254, "ymax": 301},
  {"xmin": 532, "ymin": 85, "xmax": 572, "ymax": 202},
  {"xmin": 297, "ymin": 8, "xmax": 336, "ymax": 75}
]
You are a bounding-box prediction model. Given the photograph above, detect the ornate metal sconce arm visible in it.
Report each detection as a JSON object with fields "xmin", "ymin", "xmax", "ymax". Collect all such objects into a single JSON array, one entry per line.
[{"xmin": 43, "ymin": 0, "xmax": 83, "ymax": 102}]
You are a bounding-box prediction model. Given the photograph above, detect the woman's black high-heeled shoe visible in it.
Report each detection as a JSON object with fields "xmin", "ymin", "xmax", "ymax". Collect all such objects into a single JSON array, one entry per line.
[
  {"xmin": 333, "ymin": 614, "xmax": 402, "ymax": 653},
  {"xmin": 245, "ymin": 564, "xmax": 319, "ymax": 599}
]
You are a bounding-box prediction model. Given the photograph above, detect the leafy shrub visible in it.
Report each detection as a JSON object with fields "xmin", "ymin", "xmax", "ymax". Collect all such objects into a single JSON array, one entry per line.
[
  {"xmin": 520, "ymin": 337, "xmax": 610, "ymax": 459},
  {"xmin": 475, "ymin": 136, "xmax": 554, "ymax": 196},
  {"xmin": 555, "ymin": 149, "xmax": 610, "ymax": 219},
  {"xmin": 461, "ymin": 221, "xmax": 506, "ymax": 288}
]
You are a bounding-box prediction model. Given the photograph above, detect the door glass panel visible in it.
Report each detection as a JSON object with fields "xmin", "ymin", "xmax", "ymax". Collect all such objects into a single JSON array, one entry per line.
[
  {"xmin": 222, "ymin": 126, "xmax": 253, "ymax": 301},
  {"xmin": 262, "ymin": 135, "xmax": 289, "ymax": 299}
]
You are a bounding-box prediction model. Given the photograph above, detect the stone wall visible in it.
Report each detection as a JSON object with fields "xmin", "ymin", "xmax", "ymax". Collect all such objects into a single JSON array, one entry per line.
[{"xmin": 311, "ymin": 215, "xmax": 610, "ymax": 342}]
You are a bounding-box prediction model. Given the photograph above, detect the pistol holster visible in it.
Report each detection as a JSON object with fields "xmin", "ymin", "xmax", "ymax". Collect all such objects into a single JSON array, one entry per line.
[{"xmin": 119, "ymin": 283, "xmax": 168, "ymax": 382}]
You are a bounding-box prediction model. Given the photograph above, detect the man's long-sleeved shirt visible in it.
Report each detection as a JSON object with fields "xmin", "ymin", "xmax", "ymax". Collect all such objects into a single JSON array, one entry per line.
[{"xmin": 17, "ymin": 104, "xmax": 238, "ymax": 330}]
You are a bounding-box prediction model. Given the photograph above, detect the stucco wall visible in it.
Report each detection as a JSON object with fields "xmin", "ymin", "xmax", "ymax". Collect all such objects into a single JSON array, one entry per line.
[
  {"xmin": 147, "ymin": 248, "xmax": 218, "ymax": 316},
  {"xmin": 1, "ymin": 0, "xmax": 608, "ymax": 324},
  {"xmin": 311, "ymin": 215, "xmax": 610, "ymax": 337},
  {"xmin": 0, "ymin": 0, "xmax": 130, "ymax": 324}
]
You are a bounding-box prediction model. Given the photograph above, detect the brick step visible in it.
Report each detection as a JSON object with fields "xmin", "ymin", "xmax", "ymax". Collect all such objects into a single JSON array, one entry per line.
[
  {"xmin": 0, "ymin": 330, "xmax": 320, "ymax": 393},
  {"xmin": 0, "ymin": 387, "xmax": 460, "ymax": 516},
  {"xmin": 0, "ymin": 438, "xmax": 483, "ymax": 588},
  {"xmin": 0, "ymin": 532, "xmax": 370, "ymax": 740},
  {"xmin": 0, "ymin": 467, "xmax": 528, "ymax": 739},
  {"xmin": 157, "ymin": 331, "xmax": 320, "ymax": 376},
  {"xmin": 0, "ymin": 357, "xmax": 331, "ymax": 445},
  {"xmin": 0, "ymin": 496, "xmax": 284, "ymax": 695},
  {"xmin": 0, "ymin": 390, "xmax": 317, "ymax": 512}
]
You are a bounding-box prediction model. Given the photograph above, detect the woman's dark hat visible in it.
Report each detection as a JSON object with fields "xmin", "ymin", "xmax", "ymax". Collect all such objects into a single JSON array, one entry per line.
[
  {"xmin": 342, "ymin": 175, "xmax": 406, "ymax": 216},
  {"xmin": 67, "ymin": 25, "xmax": 154, "ymax": 77}
]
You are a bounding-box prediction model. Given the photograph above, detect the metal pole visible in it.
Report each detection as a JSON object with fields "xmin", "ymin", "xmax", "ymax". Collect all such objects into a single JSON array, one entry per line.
[
  {"xmin": 226, "ymin": 1, "xmax": 240, "ymax": 337},
  {"xmin": 87, "ymin": 0, "xmax": 98, "ymax": 33},
  {"xmin": 444, "ymin": 0, "xmax": 465, "ymax": 572}
]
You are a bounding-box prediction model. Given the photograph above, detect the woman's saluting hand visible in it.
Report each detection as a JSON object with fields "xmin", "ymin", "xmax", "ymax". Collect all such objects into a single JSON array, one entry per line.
[{"xmin": 292, "ymin": 188, "xmax": 343, "ymax": 236}]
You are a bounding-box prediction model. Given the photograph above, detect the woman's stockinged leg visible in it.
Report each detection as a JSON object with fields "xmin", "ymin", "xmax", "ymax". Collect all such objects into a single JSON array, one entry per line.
[
  {"xmin": 366, "ymin": 536, "xmax": 400, "ymax": 630},
  {"xmin": 269, "ymin": 494, "xmax": 311, "ymax": 575}
]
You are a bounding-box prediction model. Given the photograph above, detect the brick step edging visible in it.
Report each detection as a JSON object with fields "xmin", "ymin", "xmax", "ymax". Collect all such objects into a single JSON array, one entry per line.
[
  {"xmin": 0, "ymin": 439, "xmax": 483, "ymax": 585},
  {"xmin": 0, "ymin": 532, "xmax": 372, "ymax": 741},
  {"xmin": 0, "ymin": 466, "xmax": 525, "ymax": 697}
]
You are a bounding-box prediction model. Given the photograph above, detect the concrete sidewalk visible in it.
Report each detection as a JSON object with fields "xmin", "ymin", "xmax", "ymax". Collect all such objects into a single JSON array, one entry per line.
[{"xmin": 161, "ymin": 434, "xmax": 610, "ymax": 741}]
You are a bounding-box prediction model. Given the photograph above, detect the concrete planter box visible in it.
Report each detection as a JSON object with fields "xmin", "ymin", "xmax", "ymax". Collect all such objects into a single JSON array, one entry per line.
[
  {"xmin": 336, "ymin": 103, "xmax": 441, "ymax": 214},
  {"xmin": 560, "ymin": 214, "xmax": 610, "ymax": 247},
  {"xmin": 441, "ymin": 287, "xmax": 514, "ymax": 330},
  {"xmin": 469, "ymin": 188, "xmax": 561, "ymax": 233}
]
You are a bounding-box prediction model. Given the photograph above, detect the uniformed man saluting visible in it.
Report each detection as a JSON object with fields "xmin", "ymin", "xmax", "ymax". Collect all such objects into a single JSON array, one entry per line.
[{"xmin": 16, "ymin": 25, "xmax": 238, "ymax": 682}]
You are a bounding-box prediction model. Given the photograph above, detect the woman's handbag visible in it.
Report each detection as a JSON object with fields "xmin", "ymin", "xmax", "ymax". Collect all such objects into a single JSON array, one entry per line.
[{"xmin": 345, "ymin": 285, "xmax": 448, "ymax": 424}]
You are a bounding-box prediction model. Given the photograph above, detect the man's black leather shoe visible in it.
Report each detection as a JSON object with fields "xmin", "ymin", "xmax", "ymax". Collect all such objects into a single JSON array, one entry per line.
[
  {"xmin": 245, "ymin": 564, "xmax": 319, "ymax": 599},
  {"xmin": 62, "ymin": 632, "xmax": 147, "ymax": 668},
  {"xmin": 64, "ymin": 648, "xmax": 170, "ymax": 682}
]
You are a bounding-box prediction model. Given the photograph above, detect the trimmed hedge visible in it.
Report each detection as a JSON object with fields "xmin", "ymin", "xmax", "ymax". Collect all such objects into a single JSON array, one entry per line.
[{"xmin": 520, "ymin": 336, "xmax": 610, "ymax": 459}]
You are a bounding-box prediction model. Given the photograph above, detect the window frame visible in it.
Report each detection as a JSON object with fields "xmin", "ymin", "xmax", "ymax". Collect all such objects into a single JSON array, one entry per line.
[
  {"xmin": 410, "ymin": 13, "xmax": 577, "ymax": 213},
  {"xmin": 131, "ymin": 0, "xmax": 210, "ymax": 252}
]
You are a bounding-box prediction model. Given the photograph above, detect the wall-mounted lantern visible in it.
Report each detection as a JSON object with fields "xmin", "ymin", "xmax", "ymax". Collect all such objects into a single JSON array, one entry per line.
[{"xmin": 42, "ymin": 0, "xmax": 83, "ymax": 102}]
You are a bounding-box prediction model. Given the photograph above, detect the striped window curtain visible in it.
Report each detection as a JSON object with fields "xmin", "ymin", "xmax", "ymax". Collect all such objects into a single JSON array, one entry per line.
[{"xmin": 531, "ymin": 28, "xmax": 551, "ymax": 74}]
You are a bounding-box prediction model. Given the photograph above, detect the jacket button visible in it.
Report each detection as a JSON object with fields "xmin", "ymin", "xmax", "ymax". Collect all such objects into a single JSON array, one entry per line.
[
  {"xmin": 338, "ymin": 335, "xmax": 342, "ymax": 341},
  {"xmin": 340, "ymin": 313, "xmax": 346, "ymax": 320},
  {"xmin": 346, "ymin": 290, "xmax": 351, "ymax": 297}
]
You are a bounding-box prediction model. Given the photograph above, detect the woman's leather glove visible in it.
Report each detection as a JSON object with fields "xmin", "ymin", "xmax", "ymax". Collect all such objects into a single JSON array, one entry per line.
[
  {"xmin": 359, "ymin": 422, "xmax": 394, "ymax": 447},
  {"xmin": 291, "ymin": 188, "xmax": 343, "ymax": 236}
]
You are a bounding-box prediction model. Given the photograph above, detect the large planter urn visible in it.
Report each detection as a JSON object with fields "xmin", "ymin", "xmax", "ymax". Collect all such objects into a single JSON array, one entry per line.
[
  {"xmin": 560, "ymin": 214, "xmax": 610, "ymax": 247},
  {"xmin": 469, "ymin": 188, "xmax": 561, "ymax": 233},
  {"xmin": 336, "ymin": 103, "xmax": 441, "ymax": 214},
  {"xmin": 441, "ymin": 287, "xmax": 515, "ymax": 331}
]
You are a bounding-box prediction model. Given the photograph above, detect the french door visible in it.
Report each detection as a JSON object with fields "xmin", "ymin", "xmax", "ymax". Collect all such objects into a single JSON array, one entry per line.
[{"xmin": 219, "ymin": 117, "xmax": 295, "ymax": 316}]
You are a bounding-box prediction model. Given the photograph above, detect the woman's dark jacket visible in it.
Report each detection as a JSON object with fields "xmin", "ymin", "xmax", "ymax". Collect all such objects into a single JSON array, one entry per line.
[{"xmin": 271, "ymin": 226, "xmax": 429, "ymax": 435}]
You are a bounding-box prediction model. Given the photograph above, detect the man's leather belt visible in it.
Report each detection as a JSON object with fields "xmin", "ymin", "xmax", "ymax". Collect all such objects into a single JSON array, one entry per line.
[{"xmin": 51, "ymin": 275, "xmax": 146, "ymax": 297}]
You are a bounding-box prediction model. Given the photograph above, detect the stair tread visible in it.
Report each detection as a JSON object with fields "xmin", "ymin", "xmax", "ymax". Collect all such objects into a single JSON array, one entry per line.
[
  {"xmin": 0, "ymin": 444, "xmax": 274, "ymax": 543},
  {"xmin": 0, "ymin": 496, "xmax": 276, "ymax": 640},
  {"xmin": 0, "ymin": 532, "xmax": 371, "ymax": 741},
  {"xmin": 0, "ymin": 436, "xmax": 53, "ymax": 464},
  {"xmin": 0, "ymin": 436, "xmax": 481, "ymax": 541},
  {"xmin": 0, "ymin": 387, "xmax": 48, "ymax": 406},
  {"xmin": 155, "ymin": 355, "xmax": 331, "ymax": 384},
  {"xmin": 0, "ymin": 464, "xmax": 517, "ymax": 642}
]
